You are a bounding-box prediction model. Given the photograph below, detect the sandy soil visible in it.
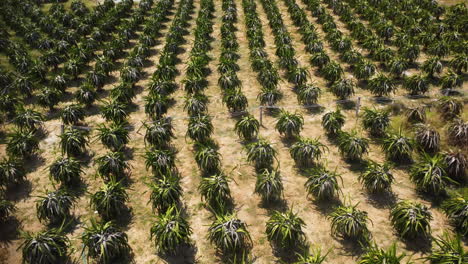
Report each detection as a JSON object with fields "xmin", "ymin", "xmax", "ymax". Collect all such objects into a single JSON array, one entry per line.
[{"xmin": 1, "ymin": 0, "xmax": 467, "ymax": 263}]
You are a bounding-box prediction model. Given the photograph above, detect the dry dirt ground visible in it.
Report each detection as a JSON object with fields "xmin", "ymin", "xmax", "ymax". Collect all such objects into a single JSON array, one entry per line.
[{"xmin": 0, "ymin": 0, "xmax": 467, "ymax": 263}]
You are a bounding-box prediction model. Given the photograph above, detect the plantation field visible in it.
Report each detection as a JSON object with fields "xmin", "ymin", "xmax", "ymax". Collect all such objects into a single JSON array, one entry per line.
[{"xmin": 0, "ymin": 0, "xmax": 467, "ymax": 264}]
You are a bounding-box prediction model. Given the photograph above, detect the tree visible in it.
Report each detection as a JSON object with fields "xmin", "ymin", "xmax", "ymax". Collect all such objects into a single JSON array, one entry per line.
[
  {"xmin": 382, "ymin": 130, "xmax": 414, "ymax": 163},
  {"xmin": 266, "ymin": 209, "xmax": 306, "ymax": 249},
  {"xmin": 186, "ymin": 115, "xmax": 213, "ymax": 142},
  {"xmin": 354, "ymin": 60, "xmax": 376, "ymax": 80},
  {"xmin": 258, "ymin": 88, "xmax": 282, "ymax": 106},
  {"xmin": 359, "ymin": 243, "xmax": 412, "ymax": 264},
  {"xmin": 150, "ymin": 205, "xmax": 192, "ymax": 255},
  {"xmin": 194, "ymin": 143, "xmax": 221, "ymax": 174},
  {"xmin": 199, "ymin": 172, "xmax": 232, "ymax": 212},
  {"xmin": 61, "ymin": 104, "xmax": 85, "ymax": 125},
  {"xmin": 321, "ymin": 109, "xmax": 345, "ymax": 135},
  {"xmin": 184, "ymin": 93, "xmax": 208, "ymax": 116},
  {"xmin": 0, "ymin": 198, "xmax": 15, "ymax": 222},
  {"xmin": 450, "ymin": 53, "xmax": 467, "ymax": 74},
  {"xmin": 359, "ymin": 161, "xmax": 394, "ymax": 194},
  {"xmin": 0, "ymin": 158, "xmax": 26, "ymax": 187},
  {"xmin": 437, "ymin": 96, "xmax": 463, "ymax": 120},
  {"xmin": 234, "ymin": 114, "xmax": 259, "ymax": 141},
  {"xmin": 275, "ymin": 110, "xmax": 304, "ymax": 139},
  {"xmin": 223, "ymin": 88, "xmax": 248, "ymax": 113},
  {"xmin": 403, "ymin": 74, "xmax": 429, "ymax": 95},
  {"xmin": 329, "ymin": 203, "xmax": 371, "ymax": 243},
  {"xmin": 97, "ymin": 122, "xmax": 129, "ymax": 151},
  {"xmin": 321, "ymin": 61, "xmax": 343, "ymax": 83},
  {"xmin": 406, "ymin": 106, "xmax": 426, "ymax": 123},
  {"xmin": 7, "ymin": 130, "xmax": 39, "ymax": 158},
  {"xmin": 208, "ymin": 213, "xmax": 251, "ymax": 253},
  {"xmin": 368, "ymin": 73, "xmax": 396, "ymax": 97},
  {"xmin": 36, "ymin": 189, "xmax": 74, "ymax": 224},
  {"xmin": 414, "ymin": 124, "xmax": 440, "ymax": 153},
  {"xmin": 442, "ymin": 197, "xmax": 468, "ymax": 236},
  {"xmin": 149, "ymin": 174, "xmax": 182, "ymax": 213},
  {"xmin": 444, "ymin": 151, "xmax": 467, "ymax": 181},
  {"xmin": 13, "ymin": 107, "xmax": 43, "ymax": 132},
  {"xmin": 59, "ymin": 127, "xmax": 88, "ymax": 156},
  {"xmin": 410, "ymin": 154, "xmax": 452, "ymax": 194},
  {"xmin": 337, "ymin": 131, "xmax": 369, "ymax": 161},
  {"xmin": 49, "ymin": 157, "xmax": 82, "ymax": 185},
  {"xmin": 297, "ymin": 84, "xmax": 321, "ymax": 105},
  {"xmin": 305, "ymin": 165, "xmax": 342, "ymax": 200},
  {"xmin": 422, "ymin": 56, "xmax": 443, "ymax": 78},
  {"xmin": 144, "ymin": 148, "xmax": 176, "ymax": 177},
  {"xmin": 426, "ymin": 232, "xmax": 467, "ymax": 264},
  {"xmin": 390, "ymin": 200, "xmax": 432, "ymax": 239},
  {"xmin": 101, "ymin": 100, "xmax": 129, "ymax": 123},
  {"xmin": 96, "ymin": 151, "xmax": 129, "ymax": 181},
  {"xmin": 361, "ymin": 108, "xmax": 390, "ymax": 137},
  {"xmin": 246, "ymin": 139, "xmax": 277, "ymax": 170},
  {"xmin": 290, "ymin": 137, "xmax": 328, "ymax": 167},
  {"xmin": 293, "ymin": 248, "xmax": 328, "ymax": 264},
  {"xmin": 81, "ymin": 220, "xmax": 130, "ymax": 264},
  {"xmin": 255, "ymin": 168, "xmax": 283, "ymax": 202},
  {"xmin": 90, "ymin": 179, "xmax": 128, "ymax": 220},
  {"xmin": 143, "ymin": 117, "xmax": 174, "ymax": 147},
  {"xmin": 331, "ymin": 78, "xmax": 355, "ymax": 100},
  {"xmin": 20, "ymin": 227, "xmax": 70, "ymax": 264}
]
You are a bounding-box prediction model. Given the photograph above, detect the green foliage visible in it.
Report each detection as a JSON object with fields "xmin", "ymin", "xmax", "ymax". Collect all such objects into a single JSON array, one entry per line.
[
  {"xmin": 0, "ymin": 198, "xmax": 15, "ymax": 222},
  {"xmin": 305, "ymin": 166, "xmax": 342, "ymax": 200},
  {"xmin": 437, "ymin": 96, "xmax": 463, "ymax": 120},
  {"xmin": 81, "ymin": 220, "xmax": 130, "ymax": 264},
  {"xmin": 266, "ymin": 209, "xmax": 306, "ymax": 249},
  {"xmin": 390, "ymin": 200, "xmax": 432, "ymax": 239},
  {"xmin": 36, "ymin": 189, "xmax": 74, "ymax": 224},
  {"xmin": 150, "ymin": 205, "xmax": 192, "ymax": 255},
  {"xmin": 293, "ymin": 247, "xmax": 328, "ymax": 264},
  {"xmin": 404, "ymin": 74, "xmax": 429, "ymax": 95},
  {"xmin": 359, "ymin": 243, "xmax": 412, "ymax": 264},
  {"xmin": 20, "ymin": 228, "xmax": 70, "ymax": 264},
  {"xmin": 337, "ymin": 131, "xmax": 369, "ymax": 161},
  {"xmin": 426, "ymin": 232, "xmax": 467, "ymax": 263},
  {"xmin": 149, "ymin": 174, "xmax": 182, "ymax": 213},
  {"xmin": 234, "ymin": 114, "xmax": 259, "ymax": 141},
  {"xmin": 275, "ymin": 110, "xmax": 304, "ymax": 139},
  {"xmin": 96, "ymin": 151, "xmax": 129, "ymax": 181},
  {"xmin": 331, "ymin": 78, "xmax": 355, "ymax": 100},
  {"xmin": 90, "ymin": 179, "xmax": 128, "ymax": 220},
  {"xmin": 194, "ymin": 143, "xmax": 221, "ymax": 174},
  {"xmin": 61, "ymin": 104, "xmax": 85, "ymax": 125},
  {"xmin": 254, "ymin": 168, "xmax": 283, "ymax": 202},
  {"xmin": 368, "ymin": 73, "xmax": 396, "ymax": 97},
  {"xmin": 143, "ymin": 117, "xmax": 174, "ymax": 147},
  {"xmin": 246, "ymin": 139, "xmax": 277, "ymax": 170},
  {"xmin": 208, "ymin": 213, "xmax": 251, "ymax": 253},
  {"xmin": 187, "ymin": 115, "xmax": 213, "ymax": 142},
  {"xmin": 7, "ymin": 130, "xmax": 39, "ymax": 158},
  {"xmin": 382, "ymin": 130, "xmax": 414, "ymax": 163},
  {"xmin": 59, "ymin": 127, "xmax": 88, "ymax": 157},
  {"xmin": 442, "ymin": 197, "xmax": 468, "ymax": 236},
  {"xmin": 97, "ymin": 122, "xmax": 129, "ymax": 151},
  {"xmin": 0, "ymin": 158, "xmax": 26, "ymax": 186},
  {"xmin": 359, "ymin": 161, "xmax": 394, "ymax": 193},
  {"xmin": 290, "ymin": 137, "xmax": 328, "ymax": 167},
  {"xmin": 329, "ymin": 203, "xmax": 371, "ymax": 243},
  {"xmin": 321, "ymin": 109, "xmax": 345, "ymax": 135},
  {"xmin": 410, "ymin": 154, "xmax": 452, "ymax": 195},
  {"xmin": 199, "ymin": 172, "xmax": 232, "ymax": 212},
  {"xmin": 361, "ymin": 108, "xmax": 390, "ymax": 137},
  {"xmin": 144, "ymin": 147, "xmax": 176, "ymax": 177}
]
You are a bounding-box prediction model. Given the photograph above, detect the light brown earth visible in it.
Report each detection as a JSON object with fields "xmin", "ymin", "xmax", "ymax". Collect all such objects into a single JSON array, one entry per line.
[{"xmin": 0, "ymin": 0, "xmax": 467, "ymax": 263}]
